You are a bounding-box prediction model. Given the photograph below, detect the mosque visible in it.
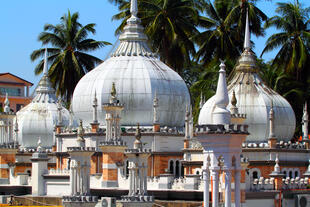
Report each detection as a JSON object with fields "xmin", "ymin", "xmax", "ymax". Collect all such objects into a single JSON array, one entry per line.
[{"xmin": 0, "ymin": 0, "xmax": 309, "ymax": 207}]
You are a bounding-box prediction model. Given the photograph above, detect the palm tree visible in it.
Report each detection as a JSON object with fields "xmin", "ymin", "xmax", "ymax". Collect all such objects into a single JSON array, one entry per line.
[
  {"xmin": 196, "ymin": 0, "xmax": 267, "ymax": 69},
  {"xmin": 261, "ymin": 1, "xmax": 310, "ymax": 81},
  {"xmin": 31, "ymin": 10, "xmax": 111, "ymax": 102},
  {"xmin": 109, "ymin": 0, "xmax": 201, "ymax": 74}
]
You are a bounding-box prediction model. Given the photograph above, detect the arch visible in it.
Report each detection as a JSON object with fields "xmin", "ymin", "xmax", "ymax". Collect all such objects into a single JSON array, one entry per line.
[
  {"xmin": 175, "ymin": 160, "xmax": 180, "ymax": 178},
  {"xmin": 289, "ymin": 171, "xmax": 293, "ymax": 178},
  {"xmin": 249, "ymin": 168, "xmax": 261, "ymax": 180},
  {"xmin": 169, "ymin": 160, "xmax": 174, "ymax": 174}
]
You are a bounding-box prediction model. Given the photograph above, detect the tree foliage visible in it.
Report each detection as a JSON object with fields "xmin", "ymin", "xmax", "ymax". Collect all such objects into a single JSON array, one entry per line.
[{"xmin": 31, "ymin": 10, "xmax": 111, "ymax": 102}]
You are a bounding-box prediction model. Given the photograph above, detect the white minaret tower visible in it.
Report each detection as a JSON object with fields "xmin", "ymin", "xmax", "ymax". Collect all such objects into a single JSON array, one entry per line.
[
  {"xmin": 121, "ymin": 124, "xmax": 153, "ymax": 207},
  {"xmin": 196, "ymin": 10, "xmax": 252, "ymax": 206},
  {"xmin": 212, "ymin": 61, "xmax": 230, "ymax": 125}
]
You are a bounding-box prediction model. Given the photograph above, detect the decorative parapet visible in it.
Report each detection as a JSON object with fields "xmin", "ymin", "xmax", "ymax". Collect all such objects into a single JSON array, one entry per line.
[
  {"xmin": 0, "ymin": 142, "xmax": 19, "ymax": 149},
  {"xmin": 99, "ymin": 140, "xmax": 126, "ymax": 147},
  {"xmin": 231, "ymin": 113, "xmax": 247, "ymax": 119},
  {"xmin": 195, "ymin": 124, "xmax": 249, "ymax": 134},
  {"xmin": 121, "ymin": 195, "xmax": 154, "ymax": 203},
  {"xmin": 242, "ymin": 141, "xmax": 307, "ymax": 150},
  {"xmin": 67, "ymin": 147, "xmax": 95, "ymax": 152},
  {"xmin": 48, "ymin": 168, "xmax": 70, "ymax": 175},
  {"xmin": 250, "ymin": 177, "xmax": 309, "ymax": 191},
  {"xmin": 124, "ymin": 148, "xmax": 151, "ymax": 154},
  {"xmin": 62, "ymin": 196, "xmax": 98, "ymax": 203}
]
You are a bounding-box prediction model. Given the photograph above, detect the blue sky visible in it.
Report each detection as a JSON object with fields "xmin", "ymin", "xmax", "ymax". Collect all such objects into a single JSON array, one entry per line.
[{"xmin": 0, "ymin": 0, "xmax": 309, "ymax": 93}]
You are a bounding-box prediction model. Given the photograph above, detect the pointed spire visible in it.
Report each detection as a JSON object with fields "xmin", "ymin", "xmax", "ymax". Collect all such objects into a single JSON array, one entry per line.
[
  {"xmin": 244, "ymin": 8, "xmax": 251, "ymax": 51},
  {"xmin": 77, "ymin": 120, "xmax": 85, "ymax": 147},
  {"xmin": 153, "ymin": 91, "xmax": 159, "ymax": 124},
  {"xmin": 269, "ymin": 101, "xmax": 275, "ymax": 139},
  {"xmin": 273, "ymin": 154, "xmax": 280, "ymax": 173},
  {"xmin": 92, "ymin": 91, "xmax": 98, "ymax": 124},
  {"xmin": 37, "ymin": 137, "xmax": 42, "ymax": 152},
  {"xmin": 185, "ymin": 105, "xmax": 190, "ymax": 139},
  {"xmin": 130, "ymin": 0, "xmax": 138, "ymax": 17},
  {"xmin": 110, "ymin": 82, "xmax": 117, "ymax": 104},
  {"xmin": 43, "ymin": 48, "xmax": 48, "ymax": 75},
  {"xmin": 4, "ymin": 93, "xmax": 10, "ymax": 113},
  {"xmin": 69, "ymin": 105, "xmax": 74, "ymax": 130},
  {"xmin": 302, "ymin": 102, "xmax": 309, "ymax": 140},
  {"xmin": 230, "ymin": 91, "xmax": 239, "ymax": 115},
  {"xmin": 134, "ymin": 123, "xmax": 142, "ymax": 149},
  {"xmin": 212, "ymin": 60, "xmax": 231, "ymax": 125},
  {"xmin": 57, "ymin": 99, "xmax": 63, "ymax": 126}
]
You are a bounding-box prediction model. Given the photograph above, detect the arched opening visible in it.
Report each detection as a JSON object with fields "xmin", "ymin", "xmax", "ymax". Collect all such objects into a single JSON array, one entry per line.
[
  {"xmin": 295, "ymin": 171, "xmax": 299, "ymax": 178},
  {"xmin": 253, "ymin": 171, "xmax": 258, "ymax": 179},
  {"xmin": 169, "ymin": 160, "xmax": 174, "ymax": 174},
  {"xmin": 175, "ymin": 160, "xmax": 180, "ymax": 178},
  {"xmin": 283, "ymin": 171, "xmax": 287, "ymax": 177},
  {"xmin": 289, "ymin": 171, "xmax": 293, "ymax": 178},
  {"xmin": 126, "ymin": 160, "xmax": 129, "ymax": 178},
  {"xmin": 27, "ymin": 170, "xmax": 31, "ymax": 177},
  {"xmin": 181, "ymin": 164, "xmax": 184, "ymax": 177}
]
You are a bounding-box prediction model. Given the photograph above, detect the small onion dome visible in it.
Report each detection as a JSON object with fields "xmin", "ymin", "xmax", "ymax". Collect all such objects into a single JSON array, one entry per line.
[
  {"xmin": 199, "ymin": 11, "xmax": 295, "ymax": 142},
  {"xmin": 72, "ymin": 5, "xmax": 190, "ymax": 127},
  {"xmin": 16, "ymin": 49, "xmax": 71, "ymax": 148}
]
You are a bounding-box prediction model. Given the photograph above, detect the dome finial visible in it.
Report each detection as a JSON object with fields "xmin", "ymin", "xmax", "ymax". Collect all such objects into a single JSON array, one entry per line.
[
  {"xmin": 273, "ymin": 154, "xmax": 280, "ymax": 173},
  {"xmin": 110, "ymin": 82, "xmax": 117, "ymax": 104},
  {"xmin": 134, "ymin": 123, "xmax": 142, "ymax": 149},
  {"xmin": 130, "ymin": 0, "xmax": 138, "ymax": 17},
  {"xmin": 212, "ymin": 60, "xmax": 230, "ymax": 124},
  {"xmin": 4, "ymin": 93, "xmax": 10, "ymax": 113},
  {"xmin": 230, "ymin": 90, "xmax": 239, "ymax": 115},
  {"xmin": 244, "ymin": 8, "xmax": 251, "ymax": 51},
  {"xmin": 43, "ymin": 48, "xmax": 48, "ymax": 75},
  {"xmin": 57, "ymin": 99, "xmax": 63, "ymax": 126},
  {"xmin": 37, "ymin": 137, "xmax": 42, "ymax": 152}
]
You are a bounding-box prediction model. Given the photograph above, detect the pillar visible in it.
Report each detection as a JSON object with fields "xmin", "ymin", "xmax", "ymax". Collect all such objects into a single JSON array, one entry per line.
[
  {"xmin": 211, "ymin": 169, "xmax": 219, "ymax": 207},
  {"xmin": 225, "ymin": 170, "xmax": 232, "ymax": 207},
  {"xmin": 235, "ymin": 169, "xmax": 241, "ymax": 207},
  {"xmin": 31, "ymin": 152, "xmax": 49, "ymax": 196},
  {"xmin": 203, "ymin": 168, "xmax": 210, "ymax": 207}
]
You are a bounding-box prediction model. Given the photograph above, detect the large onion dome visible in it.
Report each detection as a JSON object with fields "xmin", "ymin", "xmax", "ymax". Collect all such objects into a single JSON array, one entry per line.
[
  {"xmin": 16, "ymin": 50, "xmax": 70, "ymax": 148},
  {"xmin": 198, "ymin": 12, "xmax": 296, "ymax": 142},
  {"xmin": 72, "ymin": 1, "xmax": 190, "ymax": 127}
]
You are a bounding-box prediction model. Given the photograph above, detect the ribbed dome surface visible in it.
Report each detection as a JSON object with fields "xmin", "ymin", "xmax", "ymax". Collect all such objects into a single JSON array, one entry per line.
[
  {"xmin": 72, "ymin": 12, "xmax": 190, "ymax": 127},
  {"xmin": 16, "ymin": 52, "xmax": 70, "ymax": 148},
  {"xmin": 199, "ymin": 49, "xmax": 296, "ymax": 142}
]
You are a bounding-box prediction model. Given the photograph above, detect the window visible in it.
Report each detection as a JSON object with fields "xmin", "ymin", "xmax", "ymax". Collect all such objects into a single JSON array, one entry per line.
[
  {"xmin": 0, "ymin": 87, "xmax": 22, "ymax": 97},
  {"xmin": 168, "ymin": 159, "xmax": 183, "ymax": 178}
]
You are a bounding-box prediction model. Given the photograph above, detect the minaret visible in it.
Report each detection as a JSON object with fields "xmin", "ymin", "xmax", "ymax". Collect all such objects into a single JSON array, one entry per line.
[
  {"xmin": 121, "ymin": 123, "xmax": 153, "ymax": 207},
  {"xmin": 269, "ymin": 154, "xmax": 284, "ymax": 190},
  {"xmin": 65, "ymin": 121, "xmax": 96, "ymax": 200},
  {"xmin": 100, "ymin": 82, "xmax": 127, "ymax": 188},
  {"xmin": 55, "ymin": 99, "xmax": 63, "ymax": 135},
  {"xmin": 76, "ymin": 120, "xmax": 85, "ymax": 148},
  {"xmin": 90, "ymin": 91, "xmax": 99, "ymax": 132},
  {"xmin": 268, "ymin": 102, "xmax": 277, "ymax": 148},
  {"xmin": 212, "ymin": 60, "xmax": 231, "ymax": 125},
  {"xmin": 4, "ymin": 93, "xmax": 10, "ymax": 113},
  {"xmin": 196, "ymin": 60, "xmax": 248, "ymax": 207},
  {"xmin": 153, "ymin": 91, "xmax": 160, "ymax": 132},
  {"xmin": 31, "ymin": 137, "xmax": 49, "ymax": 196}
]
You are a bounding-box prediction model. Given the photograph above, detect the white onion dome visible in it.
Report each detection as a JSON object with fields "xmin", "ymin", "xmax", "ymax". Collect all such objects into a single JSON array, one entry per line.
[
  {"xmin": 198, "ymin": 12, "xmax": 296, "ymax": 142},
  {"xmin": 16, "ymin": 50, "xmax": 70, "ymax": 148},
  {"xmin": 72, "ymin": 6, "xmax": 190, "ymax": 127}
]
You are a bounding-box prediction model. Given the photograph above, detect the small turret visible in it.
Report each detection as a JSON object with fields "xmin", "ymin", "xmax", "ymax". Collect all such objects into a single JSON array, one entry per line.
[
  {"xmin": 4, "ymin": 93, "xmax": 10, "ymax": 113},
  {"xmin": 212, "ymin": 61, "xmax": 230, "ymax": 125}
]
